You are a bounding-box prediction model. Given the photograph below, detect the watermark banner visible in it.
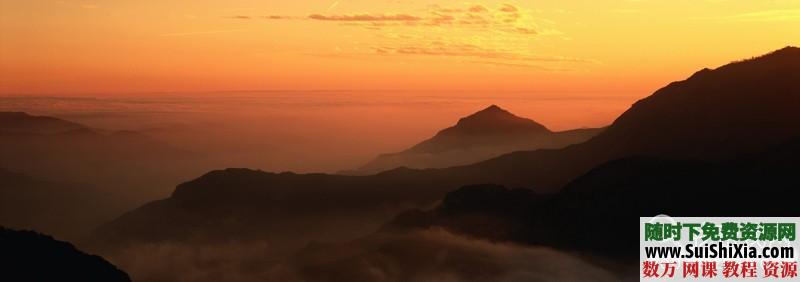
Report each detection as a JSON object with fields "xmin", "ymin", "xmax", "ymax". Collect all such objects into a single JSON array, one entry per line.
[{"xmin": 640, "ymin": 217, "xmax": 799, "ymax": 281}]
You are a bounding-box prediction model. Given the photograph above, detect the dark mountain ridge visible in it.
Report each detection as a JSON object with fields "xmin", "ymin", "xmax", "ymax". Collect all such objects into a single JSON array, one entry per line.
[
  {"xmin": 0, "ymin": 168, "xmax": 124, "ymax": 241},
  {"xmin": 0, "ymin": 112, "xmax": 85, "ymax": 134},
  {"xmin": 352, "ymin": 105, "xmax": 602, "ymax": 174},
  {"xmin": 93, "ymin": 47, "xmax": 800, "ymax": 250},
  {"xmin": 406, "ymin": 104, "xmax": 551, "ymax": 154},
  {"xmin": 443, "ymin": 45, "xmax": 800, "ymax": 190},
  {"xmin": 0, "ymin": 227, "xmax": 131, "ymax": 282},
  {"xmin": 0, "ymin": 112, "xmax": 203, "ymax": 239},
  {"xmin": 386, "ymin": 136, "xmax": 800, "ymax": 261}
]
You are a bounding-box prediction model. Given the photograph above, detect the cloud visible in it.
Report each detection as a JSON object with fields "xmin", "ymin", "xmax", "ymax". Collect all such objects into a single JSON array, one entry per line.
[
  {"xmin": 369, "ymin": 42, "xmax": 596, "ymax": 70},
  {"xmin": 263, "ymin": 15, "xmax": 294, "ymax": 20},
  {"xmin": 228, "ymin": 4, "xmax": 541, "ymax": 35},
  {"xmin": 500, "ymin": 4, "xmax": 519, "ymax": 13},
  {"xmin": 108, "ymin": 229, "xmax": 621, "ymax": 282},
  {"xmin": 469, "ymin": 5, "xmax": 489, "ymax": 13},
  {"xmin": 161, "ymin": 29, "xmax": 244, "ymax": 37},
  {"xmin": 327, "ymin": 1, "xmax": 340, "ymax": 12},
  {"xmin": 301, "ymin": 5, "xmax": 540, "ymax": 36},
  {"xmin": 221, "ymin": 3, "xmax": 590, "ymax": 70},
  {"xmin": 611, "ymin": 9, "xmax": 641, "ymax": 14},
  {"xmin": 278, "ymin": 229, "xmax": 621, "ymax": 281},
  {"xmin": 308, "ymin": 14, "xmax": 422, "ymax": 22},
  {"xmin": 700, "ymin": 9, "xmax": 800, "ymax": 22}
]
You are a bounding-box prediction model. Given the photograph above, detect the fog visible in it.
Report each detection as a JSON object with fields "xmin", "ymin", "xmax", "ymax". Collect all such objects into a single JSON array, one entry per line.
[
  {"xmin": 1, "ymin": 91, "xmax": 630, "ymax": 174},
  {"xmin": 107, "ymin": 229, "xmax": 623, "ymax": 282},
  {"xmin": 0, "ymin": 90, "xmax": 631, "ymax": 273}
]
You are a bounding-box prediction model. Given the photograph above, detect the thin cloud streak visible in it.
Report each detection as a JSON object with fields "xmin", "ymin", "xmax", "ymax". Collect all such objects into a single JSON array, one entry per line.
[
  {"xmin": 696, "ymin": 9, "xmax": 800, "ymax": 22},
  {"xmin": 161, "ymin": 29, "xmax": 244, "ymax": 37},
  {"xmin": 308, "ymin": 14, "xmax": 422, "ymax": 21},
  {"xmin": 221, "ymin": 3, "xmax": 593, "ymax": 70}
]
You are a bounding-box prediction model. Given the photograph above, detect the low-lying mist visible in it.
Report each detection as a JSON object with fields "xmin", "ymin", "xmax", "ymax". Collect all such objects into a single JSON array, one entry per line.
[
  {"xmin": 107, "ymin": 229, "xmax": 622, "ymax": 282},
  {"xmin": 0, "ymin": 91, "xmax": 629, "ymax": 174}
]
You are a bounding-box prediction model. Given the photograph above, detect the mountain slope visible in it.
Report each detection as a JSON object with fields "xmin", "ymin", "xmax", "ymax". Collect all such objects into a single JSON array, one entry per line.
[
  {"xmin": 93, "ymin": 47, "xmax": 800, "ymax": 250},
  {"xmin": 0, "ymin": 112, "xmax": 203, "ymax": 239},
  {"xmin": 0, "ymin": 227, "xmax": 131, "ymax": 282},
  {"xmin": 0, "ymin": 112, "xmax": 197, "ymax": 195},
  {"xmin": 406, "ymin": 105, "xmax": 551, "ymax": 154},
  {"xmin": 386, "ymin": 137, "xmax": 800, "ymax": 260},
  {"xmin": 0, "ymin": 112, "xmax": 85, "ymax": 134},
  {"xmin": 352, "ymin": 105, "xmax": 601, "ymax": 174},
  {"xmin": 446, "ymin": 46, "xmax": 800, "ymax": 190},
  {"xmin": 0, "ymin": 169, "xmax": 124, "ymax": 240}
]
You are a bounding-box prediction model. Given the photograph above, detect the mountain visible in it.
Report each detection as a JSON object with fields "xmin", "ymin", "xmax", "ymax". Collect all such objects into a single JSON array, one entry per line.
[
  {"xmin": 0, "ymin": 112, "xmax": 197, "ymax": 195},
  {"xmin": 0, "ymin": 112, "xmax": 191, "ymax": 182},
  {"xmin": 93, "ymin": 47, "xmax": 800, "ymax": 252},
  {"xmin": 0, "ymin": 169, "xmax": 124, "ymax": 241},
  {"xmin": 0, "ymin": 112, "xmax": 86, "ymax": 134},
  {"xmin": 443, "ymin": 46, "xmax": 800, "ymax": 191},
  {"xmin": 351, "ymin": 105, "xmax": 602, "ymax": 174},
  {"xmin": 406, "ymin": 105, "xmax": 551, "ymax": 153},
  {"xmin": 0, "ymin": 227, "xmax": 131, "ymax": 282},
  {"xmin": 386, "ymin": 137, "xmax": 800, "ymax": 260},
  {"xmin": 0, "ymin": 112, "xmax": 203, "ymax": 239}
]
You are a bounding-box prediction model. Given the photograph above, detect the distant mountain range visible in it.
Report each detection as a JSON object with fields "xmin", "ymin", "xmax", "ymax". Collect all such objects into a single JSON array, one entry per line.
[
  {"xmin": 0, "ymin": 112, "xmax": 191, "ymax": 185},
  {"xmin": 0, "ymin": 112, "xmax": 86, "ymax": 134},
  {"xmin": 386, "ymin": 137, "xmax": 800, "ymax": 260},
  {"xmin": 0, "ymin": 112, "xmax": 201, "ymax": 239},
  {"xmin": 0, "ymin": 227, "xmax": 130, "ymax": 281},
  {"xmin": 93, "ymin": 46, "xmax": 800, "ymax": 256},
  {"xmin": 349, "ymin": 105, "xmax": 601, "ymax": 174},
  {"xmin": 0, "ymin": 169, "xmax": 125, "ymax": 241}
]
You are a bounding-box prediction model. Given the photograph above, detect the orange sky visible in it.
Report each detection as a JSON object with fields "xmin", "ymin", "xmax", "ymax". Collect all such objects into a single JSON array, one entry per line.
[{"xmin": 1, "ymin": 0, "xmax": 798, "ymax": 95}]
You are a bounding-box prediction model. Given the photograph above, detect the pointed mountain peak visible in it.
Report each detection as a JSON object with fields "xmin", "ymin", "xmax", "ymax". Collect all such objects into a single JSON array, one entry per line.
[
  {"xmin": 482, "ymin": 104, "xmax": 504, "ymax": 112},
  {"xmin": 446, "ymin": 105, "xmax": 550, "ymax": 135},
  {"xmin": 460, "ymin": 105, "xmax": 517, "ymax": 122}
]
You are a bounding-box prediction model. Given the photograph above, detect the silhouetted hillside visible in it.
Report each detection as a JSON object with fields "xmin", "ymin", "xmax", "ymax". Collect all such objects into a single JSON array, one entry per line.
[
  {"xmin": 0, "ymin": 112, "xmax": 202, "ymax": 238},
  {"xmin": 0, "ymin": 112, "xmax": 192, "ymax": 185},
  {"xmin": 0, "ymin": 169, "xmax": 123, "ymax": 240},
  {"xmin": 386, "ymin": 138, "xmax": 800, "ymax": 260},
  {"xmin": 94, "ymin": 47, "xmax": 800, "ymax": 252},
  {"xmin": 0, "ymin": 112, "xmax": 85, "ymax": 134},
  {"xmin": 0, "ymin": 227, "xmax": 130, "ymax": 282},
  {"xmin": 352, "ymin": 105, "xmax": 601, "ymax": 174},
  {"xmin": 408, "ymin": 105, "xmax": 550, "ymax": 153},
  {"xmin": 446, "ymin": 45, "xmax": 800, "ymax": 191}
]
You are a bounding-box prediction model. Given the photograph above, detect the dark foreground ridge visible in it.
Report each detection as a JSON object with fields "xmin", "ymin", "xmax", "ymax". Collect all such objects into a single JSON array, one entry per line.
[
  {"xmin": 0, "ymin": 227, "xmax": 130, "ymax": 282},
  {"xmin": 386, "ymin": 137, "xmax": 800, "ymax": 260}
]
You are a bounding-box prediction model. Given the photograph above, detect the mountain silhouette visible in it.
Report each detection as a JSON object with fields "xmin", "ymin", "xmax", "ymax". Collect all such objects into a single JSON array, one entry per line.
[
  {"xmin": 445, "ymin": 45, "xmax": 800, "ymax": 191},
  {"xmin": 0, "ymin": 227, "xmax": 130, "ymax": 281},
  {"xmin": 0, "ymin": 112, "xmax": 201, "ymax": 239},
  {"xmin": 407, "ymin": 104, "xmax": 550, "ymax": 153},
  {"xmin": 0, "ymin": 168, "xmax": 123, "ymax": 241},
  {"xmin": 0, "ymin": 111, "xmax": 195, "ymax": 186},
  {"xmin": 93, "ymin": 47, "xmax": 800, "ymax": 252},
  {"xmin": 386, "ymin": 137, "xmax": 800, "ymax": 261},
  {"xmin": 351, "ymin": 105, "xmax": 601, "ymax": 174},
  {"xmin": 0, "ymin": 112, "xmax": 85, "ymax": 134}
]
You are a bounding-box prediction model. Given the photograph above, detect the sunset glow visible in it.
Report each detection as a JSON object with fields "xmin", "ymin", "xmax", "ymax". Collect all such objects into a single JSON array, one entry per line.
[
  {"xmin": 2, "ymin": 0, "xmax": 798, "ymax": 96},
  {"xmin": 3, "ymin": 2, "xmax": 800, "ymax": 281}
]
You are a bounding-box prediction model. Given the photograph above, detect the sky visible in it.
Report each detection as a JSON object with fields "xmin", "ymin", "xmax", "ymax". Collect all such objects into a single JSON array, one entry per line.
[{"xmin": 1, "ymin": 0, "xmax": 798, "ymax": 96}]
